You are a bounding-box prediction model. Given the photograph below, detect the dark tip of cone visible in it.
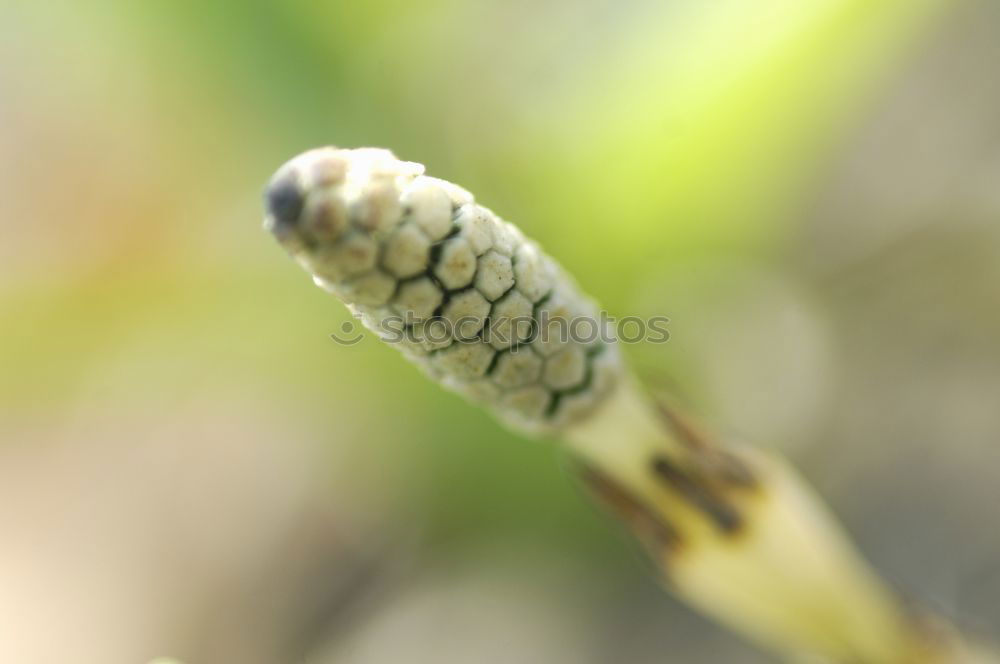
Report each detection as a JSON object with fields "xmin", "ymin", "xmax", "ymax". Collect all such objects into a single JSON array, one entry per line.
[{"xmin": 265, "ymin": 172, "xmax": 304, "ymax": 230}]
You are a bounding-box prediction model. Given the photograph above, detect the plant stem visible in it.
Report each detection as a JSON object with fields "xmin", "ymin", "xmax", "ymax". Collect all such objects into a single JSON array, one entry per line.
[{"xmin": 565, "ymin": 379, "xmax": 996, "ymax": 664}]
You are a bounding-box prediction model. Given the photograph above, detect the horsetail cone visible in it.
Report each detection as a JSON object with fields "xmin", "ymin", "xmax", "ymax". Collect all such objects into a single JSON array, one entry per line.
[
  {"xmin": 263, "ymin": 147, "xmax": 623, "ymax": 434},
  {"xmin": 261, "ymin": 148, "xmax": 999, "ymax": 663}
]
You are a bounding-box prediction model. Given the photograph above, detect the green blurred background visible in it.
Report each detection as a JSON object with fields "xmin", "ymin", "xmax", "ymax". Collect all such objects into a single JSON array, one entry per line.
[{"xmin": 2, "ymin": 0, "xmax": 999, "ymax": 661}]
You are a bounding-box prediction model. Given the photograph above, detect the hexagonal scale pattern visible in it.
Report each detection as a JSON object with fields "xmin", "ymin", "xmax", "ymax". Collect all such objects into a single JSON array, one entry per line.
[
  {"xmin": 543, "ymin": 346, "xmax": 587, "ymax": 390},
  {"xmin": 303, "ymin": 190, "xmax": 348, "ymax": 243},
  {"xmin": 491, "ymin": 350, "xmax": 543, "ymax": 390},
  {"xmin": 474, "ymin": 250, "xmax": 515, "ymax": 301},
  {"xmin": 406, "ymin": 319, "xmax": 453, "ymax": 353},
  {"xmin": 382, "ymin": 223, "xmax": 431, "ymax": 278},
  {"xmin": 432, "ymin": 341, "xmax": 496, "ymax": 380},
  {"xmin": 324, "ymin": 231, "xmax": 378, "ymax": 279},
  {"xmin": 434, "ymin": 237, "xmax": 477, "ymax": 290},
  {"xmin": 513, "ymin": 242, "xmax": 552, "ymax": 303},
  {"xmin": 532, "ymin": 292, "xmax": 576, "ymax": 356},
  {"xmin": 455, "ymin": 205, "xmax": 494, "ymax": 255},
  {"xmin": 393, "ymin": 277, "xmax": 443, "ymax": 320},
  {"xmin": 339, "ymin": 270, "xmax": 396, "ymax": 307},
  {"xmin": 487, "ymin": 290, "xmax": 534, "ymax": 350},
  {"xmin": 501, "ymin": 385, "xmax": 551, "ymax": 421},
  {"xmin": 491, "ymin": 222, "xmax": 522, "ymax": 257},
  {"xmin": 441, "ymin": 289, "xmax": 490, "ymax": 340},
  {"xmin": 401, "ymin": 176, "xmax": 453, "ymax": 240}
]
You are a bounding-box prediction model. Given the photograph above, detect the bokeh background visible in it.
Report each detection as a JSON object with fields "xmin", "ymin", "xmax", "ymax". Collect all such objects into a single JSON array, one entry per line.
[{"xmin": 2, "ymin": 0, "xmax": 999, "ymax": 662}]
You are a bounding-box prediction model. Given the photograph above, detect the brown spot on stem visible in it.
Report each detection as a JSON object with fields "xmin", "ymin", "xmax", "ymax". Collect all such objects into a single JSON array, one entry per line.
[
  {"xmin": 655, "ymin": 398, "xmax": 711, "ymax": 451},
  {"xmin": 709, "ymin": 450, "xmax": 758, "ymax": 489},
  {"xmin": 651, "ymin": 455, "xmax": 744, "ymax": 535},
  {"xmin": 655, "ymin": 397, "xmax": 759, "ymax": 490},
  {"xmin": 576, "ymin": 463, "xmax": 682, "ymax": 557}
]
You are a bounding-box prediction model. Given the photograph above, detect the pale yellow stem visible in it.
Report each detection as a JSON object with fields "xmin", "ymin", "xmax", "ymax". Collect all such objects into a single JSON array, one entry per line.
[{"xmin": 564, "ymin": 379, "xmax": 996, "ymax": 664}]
